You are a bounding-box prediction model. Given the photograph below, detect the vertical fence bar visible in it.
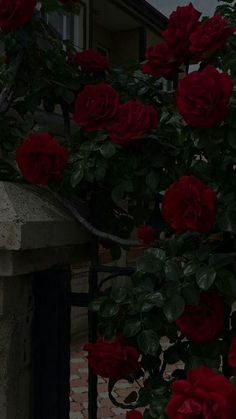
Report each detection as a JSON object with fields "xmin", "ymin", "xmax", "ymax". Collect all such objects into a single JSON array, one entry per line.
[
  {"xmin": 33, "ymin": 266, "xmax": 71, "ymax": 419},
  {"xmin": 88, "ymin": 265, "xmax": 98, "ymax": 419}
]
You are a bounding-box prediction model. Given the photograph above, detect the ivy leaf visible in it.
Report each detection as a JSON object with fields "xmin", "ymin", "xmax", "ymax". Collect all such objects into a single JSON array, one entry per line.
[
  {"xmin": 163, "ymin": 295, "xmax": 185, "ymax": 322},
  {"xmin": 138, "ymin": 330, "xmax": 160, "ymax": 356},
  {"xmin": 196, "ymin": 266, "xmax": 216, "ymax": 290}
]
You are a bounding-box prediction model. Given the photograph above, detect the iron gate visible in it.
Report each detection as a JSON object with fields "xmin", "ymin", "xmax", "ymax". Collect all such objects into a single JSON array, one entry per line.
[{"xmin": 33, "ymin": 264, "xmax": 134, "ymax": 419}]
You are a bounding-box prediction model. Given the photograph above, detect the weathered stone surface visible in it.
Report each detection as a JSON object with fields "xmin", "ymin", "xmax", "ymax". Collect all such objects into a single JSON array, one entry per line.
[
  {"xmin": 0, "ymin": 182, "xmax": 90, "ymax": 250},
  {"xmin": 0, "ymin": 181, "xmax": 92, "ymax": 418},
  {"xmin": 0, "ymin": 276, "xmax": 33, "ymax": 419}
]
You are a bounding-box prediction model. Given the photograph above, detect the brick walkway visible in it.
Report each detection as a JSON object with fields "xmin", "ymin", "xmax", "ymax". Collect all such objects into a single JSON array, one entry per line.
[{"xmin": 70, "ymin": 341, "xmax": 140, "ymax": 419}]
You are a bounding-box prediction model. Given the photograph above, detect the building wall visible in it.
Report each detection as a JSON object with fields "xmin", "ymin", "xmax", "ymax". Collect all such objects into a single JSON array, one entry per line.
[
  {"xmin": 111, "ymin": 29, "xmax": 140, "ymax": 65},
  {"xmin": 92, "ymin": 23, "xmax": 112, "ymax": 54},
  {"xmin": 92, "ymin": 23, "xmax": 140, "ymax": 66},
  {"xmin": 146, "ymin": 29, "xmax": 162, "ymax": 47}
]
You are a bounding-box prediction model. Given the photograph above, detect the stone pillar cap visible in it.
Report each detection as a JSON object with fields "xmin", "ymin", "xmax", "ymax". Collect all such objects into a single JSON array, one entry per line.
[{"xmin": 0, "ymin": 182, "xmax": 90, "ymax": 251}]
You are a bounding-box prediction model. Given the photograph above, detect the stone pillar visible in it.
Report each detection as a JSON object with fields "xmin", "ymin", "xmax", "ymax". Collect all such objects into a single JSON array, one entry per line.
[
  {"xmin": 0, "ymin": 182, "xmax": 91, "ymax": 419},
  {"xmin": 0, "ymin": 275, "xmax": 33, "ymax": 419}
]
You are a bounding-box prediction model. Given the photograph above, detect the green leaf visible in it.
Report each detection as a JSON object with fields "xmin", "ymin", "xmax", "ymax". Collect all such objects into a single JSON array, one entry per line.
[
  {"xmin": 230, "ymin": 377, "xmax": 236, "ymax": 389},
  {"xmin": 163, "ymin": 295, "xmax": 185, "ymax": 322},
  {"xmin": 136, "ymin": 249, "xmax": 166, "ymax": 274},
  {"xmin": 140, "ymin": 292, "xmax": 164, "ymax": 312},
  {"xmin": 216, "ymin": 269, "xmax": 236, "ymax": 298},
  {"xmin": 228, "ymin": 129, "xmax": 236, "ymax": 150},
  {"xmin": 196, "ymin": 266, "xmax": 216, "ymax": 291},
  {"xmin": 100, "ymin": 141, "xmax": 116, "ymax": 158},
  {"xmin": 123, "ymin": 318, "xmax": 142, "ymax": 337},
  {"xmin": 99, "ymin": 299, "xmax": 120, "ymax": 318},
  {"xmin": 146, "ymin": 171, "xmax": 159, "ymax": 191},
  {"xmin": 218, "ymin": 205, "xmax": 236, "ymax": 233},
  {"xmin": 183, "ymin": 260, "xmax": 199, "ymax": 277},
  {"xmin": 138, "ymin": 330, "xmax": 160, "ymax": 356},
  {"xmin": 111, "ymin": 287, "xmax": 127, "ymax": 303},
  {"xmin": 165, "ymin": 260, "xmax": 182, "ymax": 281},
  {"xmin": 182, "ymin": 283, "xmax": 200, "ymax": 305},
  {"xmin": 71, "ymin": 164, "xmax": 84, "ymax": 188},
  {"xmin": 209, "ymin": 253, "xmax": 235, "ymax": 270}
]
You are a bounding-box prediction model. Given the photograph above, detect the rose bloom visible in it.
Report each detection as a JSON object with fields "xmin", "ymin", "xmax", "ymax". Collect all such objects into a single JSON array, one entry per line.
[
  {"xmin": 167, "ymin": 366, "xmax": 236, "ymax": 419},
  {"xmin": 84, "ymin": 335, "xmax": 140, "ymax": 379},
  {"xmin": 142, "ymin": 42, "xmax": 181, "ymax": 80},
  {"xmin": 109, "ymin": 101, "xmax": 158, "ymax": 146},
  {"xmin": 70, "ymin": 49, "xmax": 109, "ymax": 73},
  {"xmin": 126, "ymin": 411, "xmax": 143, "ymax": 419},
  {"xmin": 176, "ymin": 65, "xmax": 233, "ymax": 128},
  {"xmin": 137, "ymin": 225, "xmax": 155, "ymax": 245},
  {"xmin": 176, "ymin": 292, "xmax": 225, "ymax": 344},
  {"xmin": 0, "ymin": 0, "xmax": 36, "ymax": 32},
  {"xmin": 190, "ymin": 15, "xmax": 236, "ymax": 59},
  {"xmin": 74, "ymin": 82, "xmax": 120, "ymax": 131},
  {"xmin": 163, "ymin": 3, "xmax": 201, "ymax": 61},
  {"xmin": 228, "ymin": 337, "xmax": 236, "ymax": 373},
  {"xmin": 16, "ymin": 132, "xmax": 68, "ymax": 185},
  {"xmin": 162, "ymin": 176, "xmax": 216, "ymax": 234}
]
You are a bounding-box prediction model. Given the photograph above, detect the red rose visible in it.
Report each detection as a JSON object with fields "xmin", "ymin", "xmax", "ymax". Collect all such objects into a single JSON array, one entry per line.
[
  {"xmin": 70, "ymin": 49, "xmax": 109, "ymax": 73},
  {"xmin": 176, "ymin": 292, "xmax": 225, "ymax": 344},
  {"xmin": 167, "ymin": 366, "xmax": 236, "ymax": 419},
  {"xmin": 74, "ymin": 83, "xmax": 120, "ymax": 131},
  {"xmin": 126, "ymin": 411, "xmax": 143, "ymax": 419},
  {"xmin": 142, "ymin": 43, "xmax": 181, "ymax": 80},
  {"xmin": 190, "ymin": 15, "xmax": 236, "ymax": 60},
  {"xmin": 176, "ymin": 65, "xmax": 233, "ymax": 128},
  {"xmin": 137, "ymin": 225, "xmax": 155, "ymax": 245},
  {"xmin": 0, "ymin": 0, "xmax": 36, "ymax": 32},
  {"xmin": 84, "ymin": 335, "xmax": 140, "ymax": 379},
  {"xmin": 162, "ymin": 176, "xmax": 216, "ymax": 234},
  {"xmin": 16, "ymin": 132, "xmax": 68, "ymax": 185},
  {"xmin": 163, "ymin": 3, "xmax": 201, "ymax": 61},
  {"xmin": 228, "ymin": 337, "xmax": 236, "ymax": 372},
  {"xmin": 109, "ymin": 101, "xmax": 158, "ymax": 146}
]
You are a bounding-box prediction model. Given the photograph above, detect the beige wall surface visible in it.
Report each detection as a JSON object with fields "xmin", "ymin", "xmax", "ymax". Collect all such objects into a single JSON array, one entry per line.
[
  {"xmin": 111, "ymin": 29, "xmax": 140, "ymax": 65},
  {"xmin": 92, "ymin": 23, "xmax": 140, "ymax": 66},
  {"xmin": 146, "ymin": 29, "xmax": 162, "ymax": 47}
]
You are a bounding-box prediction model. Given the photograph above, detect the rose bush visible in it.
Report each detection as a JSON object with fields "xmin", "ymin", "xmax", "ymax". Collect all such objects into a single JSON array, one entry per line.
[
  {"xmin": 84, "ymin": 335, "xmax": 140, "ymax": 379},
  {"xmin": 74, "ymin": 83, "xmax": 120, "ymax": 131},
  {"xmin": 16, "ymin": 133, "xmax": 68, "ymax": 185},
  {"xmin": 176, "ymin": 65, "xmax": 233, "ymax": 128},
  {"xmin": 167, "ymin": 366, "xmax": 236, "ymax": 418},
  {"xmin": 162, "ymin": 175, "xmax": 216, "ymax": 234},
  {"xmin": 1, "ymin": 0, "xmax": 236, "ymax": 418},
  {"xmin": 0, "ymin": 0, "xmax": 36, "ymax": 32},
  {"xmin": 70, "ymin": 49, "xmax": 109, "ymax": 73},
  {"xmin": 176, "ymin": 292, "xmax": 225, "ymax": 343}
]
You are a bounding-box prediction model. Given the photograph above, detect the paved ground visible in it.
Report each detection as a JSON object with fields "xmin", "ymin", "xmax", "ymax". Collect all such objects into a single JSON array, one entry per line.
[{"xmin": 70, "ymin": 341, "xmax": 140, "ymax": 419}]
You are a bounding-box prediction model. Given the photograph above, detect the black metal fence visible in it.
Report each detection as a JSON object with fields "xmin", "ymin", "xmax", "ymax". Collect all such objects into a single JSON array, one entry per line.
[{"xmin": 33, "ymin": 264, "xmax": 134, "ymax": 419}]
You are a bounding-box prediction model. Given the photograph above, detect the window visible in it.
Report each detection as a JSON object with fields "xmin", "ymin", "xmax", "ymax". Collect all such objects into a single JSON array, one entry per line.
[
  {"xmin": 41, "ymin": 0, "xmax": 90, "ymax": 50},
  {"xmin": 45, "ymin": 12, "xmax": 74, "ymax": 41}
]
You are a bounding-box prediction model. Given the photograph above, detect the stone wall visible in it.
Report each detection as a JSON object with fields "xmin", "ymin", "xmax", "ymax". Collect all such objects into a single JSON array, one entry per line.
[{"xmin": 0, "ymin": 275, "xmax": 33, "ymax": 419}]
